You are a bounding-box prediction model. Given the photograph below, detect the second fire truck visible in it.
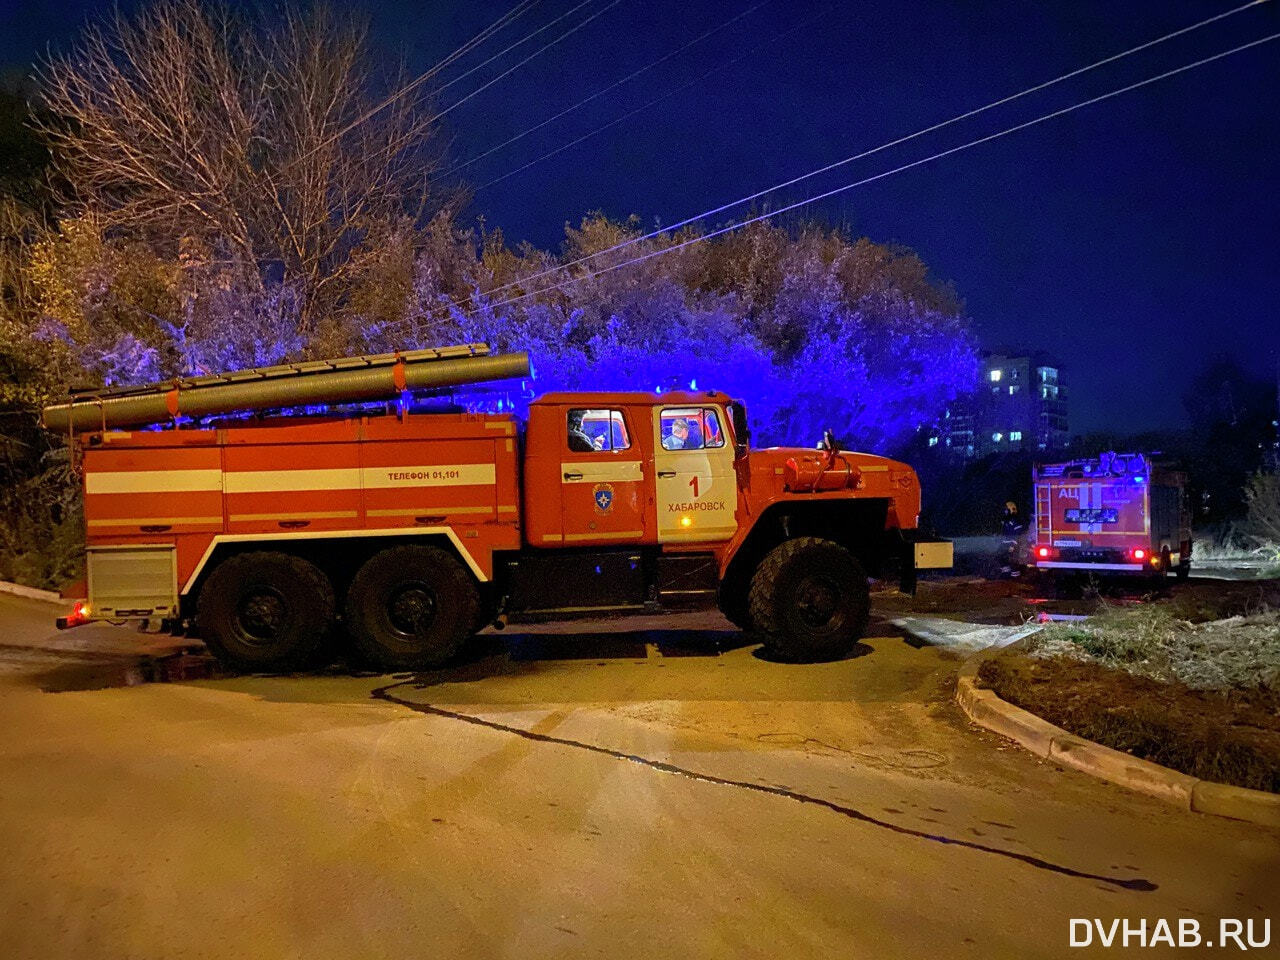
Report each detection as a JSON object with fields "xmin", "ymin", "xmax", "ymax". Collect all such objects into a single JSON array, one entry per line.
[{"xmin": 1030, "ymin": 452, "xmax": 1191, "ymax": 579}]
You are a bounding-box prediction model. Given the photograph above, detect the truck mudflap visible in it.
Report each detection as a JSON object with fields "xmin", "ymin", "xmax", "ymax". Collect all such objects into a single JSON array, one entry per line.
[{"xmin": 893, "ymin": 530, "xmax": 954, "ymax": 594}]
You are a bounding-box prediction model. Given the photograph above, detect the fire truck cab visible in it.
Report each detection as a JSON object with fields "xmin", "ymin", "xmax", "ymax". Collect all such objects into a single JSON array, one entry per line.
[
  {"xmin": 46, "ymin": 346, "xmax": 952, "ymax": 670},
  {"xmin": 1030, "ymin": 452, "xmax": 1191, "ymax": 580}
]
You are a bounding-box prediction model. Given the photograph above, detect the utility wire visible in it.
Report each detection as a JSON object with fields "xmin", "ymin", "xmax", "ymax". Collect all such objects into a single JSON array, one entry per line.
[
  {"xmin": 424, "ymin": 0, "xmax": 629, "ymax": 131},
  {"xmin": 279, "ymin": 0, "xmax": 542, "ymax": 173},
  {"xmin": 426, "ymin": 1, "xmax": 591, "ymax": 103},
  {"xmin": 422, "ymin": 0, "xmax": 1271, "ymax": 320},
  {"xmin": 442, "ymin": 0, "xmax": 773, "ymax": 179},
  {"xmin": 424, "ymin": 0, "xmax": 628, "ymax": 127},
  {"xmin": 388, "ymin": 31, "xmax": 1280, "ymax": 340},
  {"xmin": 471, "ymin": 4, "xmax": 824, "ymax": 192}
]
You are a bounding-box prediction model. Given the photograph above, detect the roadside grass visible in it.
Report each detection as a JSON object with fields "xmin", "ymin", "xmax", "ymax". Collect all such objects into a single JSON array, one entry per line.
[
  {"xmin": 977, "ymin": 653, "xmax": 1280, "ymax": 793},
  {"xmin": 1193, "ymin": 534, "xmax": 1280, "ymax": 577},
  {"xmin": 1029, "ymin": 603, "xmax": 1280, "ymax": 691},
  {"xmin": 977, "ymin": 599, "xmax": 1280, "ymax": 793},
  {"xmin": 1159, "ymin": 578, "xmax": 1280, "ymax": 624}
]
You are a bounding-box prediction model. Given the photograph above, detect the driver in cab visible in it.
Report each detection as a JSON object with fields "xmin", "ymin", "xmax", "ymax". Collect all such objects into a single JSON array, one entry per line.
[{"xmin": 662, "ymin": 417, "xmax": 690, "ymax": 450}]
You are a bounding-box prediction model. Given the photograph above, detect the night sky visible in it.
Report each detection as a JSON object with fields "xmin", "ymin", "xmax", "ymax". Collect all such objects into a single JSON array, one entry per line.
[{"xmin": 3, "ymin": 0, "xmax": 1277, "ymax": 433}]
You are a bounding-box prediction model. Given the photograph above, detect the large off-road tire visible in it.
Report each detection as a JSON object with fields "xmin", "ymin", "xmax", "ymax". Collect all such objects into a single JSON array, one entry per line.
[
  {"xmin": 345, "ymin": 545, "xmax": 479, "ymax": 670},
  {"xmin": 197, "ymin": 552, "xmax": 335, "ymax": 671},
  {"xmin": 748, "ymin": 537, "xmax": 870, "ymax": 662}
]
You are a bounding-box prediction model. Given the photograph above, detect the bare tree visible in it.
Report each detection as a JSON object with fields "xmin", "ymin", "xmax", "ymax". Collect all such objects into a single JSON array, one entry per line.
[
  {"xmin": 36, "ymin": 0, "xmax": 448, "ymax": 335},
  {"xmin": 1243, "ymin": 471, "xmax": 1280, "ymax": 549}
]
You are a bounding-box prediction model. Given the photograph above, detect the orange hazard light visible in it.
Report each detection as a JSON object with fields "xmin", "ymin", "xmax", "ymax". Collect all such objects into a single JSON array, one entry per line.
[{"xmin": 56, "ymin": 601, "xmax": 91, "ymax": 630}]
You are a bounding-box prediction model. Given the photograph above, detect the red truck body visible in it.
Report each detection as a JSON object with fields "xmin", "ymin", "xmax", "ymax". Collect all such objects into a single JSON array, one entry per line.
[
  {"xmin": 51, "ymin": 346, "xmax": 951, "ymax": 667},
  {"xmin": 1030, "ymin": 453, "xmax": 1190, "ymax": 577}
]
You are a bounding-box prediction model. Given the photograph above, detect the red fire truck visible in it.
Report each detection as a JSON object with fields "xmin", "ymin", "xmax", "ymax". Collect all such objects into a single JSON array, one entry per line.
[
  {"xmin": 1030, "ymin": 452, "xmax": 1191, "ymax": 579},
  {"xmin": 44, "ymin": 344, "xmax": 951, "ymax": 669}
]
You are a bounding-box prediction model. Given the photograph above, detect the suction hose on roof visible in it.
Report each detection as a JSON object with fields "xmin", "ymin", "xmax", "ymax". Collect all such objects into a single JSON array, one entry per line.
[{"xmin": 41, "ymin": 350, "xmax": 531, "ymax": 433}]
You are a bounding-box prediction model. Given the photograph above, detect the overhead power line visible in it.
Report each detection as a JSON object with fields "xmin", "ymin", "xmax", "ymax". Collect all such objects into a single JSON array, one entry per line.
[
  {"xmin": 442, "ymin": 0, "xmax": 774, "ymax": 179},
  {"xmin": 280, "ymin": 0, "xmax": 607, "ymax": 175},
  {"xmin": 426, "ymin": 1, "xmax": 592, "ymax": 104},
  {"xmin": 422, "ymin": 0, "xmax": 629, "ymax": 128},
  {"xmin": 387, "ymin": 30, "xmax": 1280, "ymax": 340},
  {"xmin": 305, "ymin": 0, "xmax": 541, "ymax": 154},
  {"xmin": 471, "ymin": 4, "xmax": 826, "ymax": 193},
  {"xmin": 423, "ymin": 0, "xmax": 1271, "ymax": 320}
]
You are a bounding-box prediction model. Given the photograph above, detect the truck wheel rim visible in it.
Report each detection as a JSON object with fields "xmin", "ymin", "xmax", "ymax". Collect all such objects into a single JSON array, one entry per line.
[
  {"xmin": 794, "ymin": 575, "xmax": 839, "ymax": 627},
  {"xmin": 387, "ymin": 583, "xmax": 437, "ymax": 639},
  {"xmin": 236, "ymin": 589, "xmax": 288, "ymax": 644}
]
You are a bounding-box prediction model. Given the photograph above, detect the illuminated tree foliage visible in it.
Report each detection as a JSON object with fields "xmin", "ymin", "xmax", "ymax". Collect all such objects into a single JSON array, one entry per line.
[
  {"xmin": 6, "ymin": 210, "xmax": 977, "ymax": 451},
  {"xmin": 6, "ymin": 1, "xmax": 978, "ymax": 457},
  {"xmin": 363, "ymin": 214, "xmax": 978, "ymax": 450},
  {"xmin": 35, "ymin": 0, "xmax": 450, "ymax": 339}
]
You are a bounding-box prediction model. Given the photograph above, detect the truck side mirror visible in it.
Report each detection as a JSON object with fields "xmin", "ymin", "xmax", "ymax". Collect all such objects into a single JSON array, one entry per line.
[{"xmin": 729, "ymin": 402, "xmax": 750, "ymax": 458}]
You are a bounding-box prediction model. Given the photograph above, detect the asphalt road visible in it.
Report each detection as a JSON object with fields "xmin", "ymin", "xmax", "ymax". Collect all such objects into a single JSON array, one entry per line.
[{"xmin": 0, "ymin": 591, "xmax": 1276, "ymax": 959}]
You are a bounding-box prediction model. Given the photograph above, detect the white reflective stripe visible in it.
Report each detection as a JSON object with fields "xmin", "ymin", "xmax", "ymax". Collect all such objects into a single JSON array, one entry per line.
[
  {"xmin": 363, "ymin": 464, "xmax": 496, "ymax": 488},
  {"xmin": 1036, "ymin": 561, "xmax": 1145, "ymax": 572},
  {"xmin": 560, "ymin": 460, "xmax": 642, "ymax": 483},
  {"xmin": 86, "ymin": 469, "xmax": 222, "ymax": 494},
  {"xmin": 225, "ymin": 468, "xmax": 358, "ymax": 492},
  {"xmin": 224, "ymin": 464, "xmax": 497, "ymax": 493},
  {"xmin": 180, "ymin": 526, "xmax": 489, "ymax": 591},
  {"xmin": 366, "ymin": 506, "xmax": 494, "ymax": 517},
  {"xmin": 88, "ymin": 516, "xmax": 222, "ymax": 527},
  {"xmin": 229, "ymin": 511, "xmax": 358, "ymax": 522},
  {"xmin": 563, "ymin": 530, "xmax": 643, "ymax": 542}
]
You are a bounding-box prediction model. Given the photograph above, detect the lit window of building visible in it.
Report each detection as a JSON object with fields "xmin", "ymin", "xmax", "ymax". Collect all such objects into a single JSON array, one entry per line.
[{"xmin": 940, "ymin": 352, "xmax": 1068, "ymax": 460}]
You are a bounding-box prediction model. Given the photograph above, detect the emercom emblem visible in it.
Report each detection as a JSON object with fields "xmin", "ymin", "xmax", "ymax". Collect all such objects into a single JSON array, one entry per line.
[{"xmin": 593, "ymin": 483, "xmax": 614, "ymax": 514}]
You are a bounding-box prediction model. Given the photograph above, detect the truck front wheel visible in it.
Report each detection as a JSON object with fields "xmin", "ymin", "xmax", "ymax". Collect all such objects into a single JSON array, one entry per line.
[
  {"xmin": 345, "ymin": 545, "xmax": 479, "ymax": 670},
  {"xmin": 748, "ymin": 537, "xmax": 870, "ymax": 662},
  {"xmin": 197, "ymin": 552, "xmax": 335, "ymax": 671}
]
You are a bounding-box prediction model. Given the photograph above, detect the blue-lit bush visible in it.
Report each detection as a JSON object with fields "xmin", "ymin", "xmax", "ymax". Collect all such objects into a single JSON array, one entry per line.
[
  {"xmin": 381, "ymin": 216, "xmax": 980, "ymax": 453},
  {"xmin": 20, "ymin": 211, "xmax": 978, "ymax": 456}
]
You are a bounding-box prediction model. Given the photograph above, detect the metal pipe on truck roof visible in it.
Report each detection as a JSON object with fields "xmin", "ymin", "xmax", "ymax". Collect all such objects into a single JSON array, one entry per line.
[{"xmin": 41, "ymin": 351, "xmax": 531, "ymax": 433}]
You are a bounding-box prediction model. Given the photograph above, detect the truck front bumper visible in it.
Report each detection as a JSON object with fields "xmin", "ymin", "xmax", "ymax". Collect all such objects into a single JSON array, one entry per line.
[{"xmin": 898, "ymin": 533, "xmax": 953, "ymax": 593}]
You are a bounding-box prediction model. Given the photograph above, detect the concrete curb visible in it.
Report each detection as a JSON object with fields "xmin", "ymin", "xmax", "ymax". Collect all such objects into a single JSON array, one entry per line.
[
  {"xmin": 955, "ymin": 654, "xmax": 1280, "ymax": 829},
  {"xmin": 0, "ymin": 579, "xmax": 63, "ymax": 605}
]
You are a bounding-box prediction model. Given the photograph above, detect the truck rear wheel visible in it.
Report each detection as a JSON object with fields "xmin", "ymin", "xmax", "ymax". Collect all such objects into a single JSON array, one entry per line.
[
  {"xmin": 345, "ymin": 545, "xmax": 479, "ymax": 670},
  {"xmin": 197, "ymin": 552, "xmax": 335, "ymax": 671},
  {"xmin": 748, "ymin": 537, "xmax": 870, "ymax": 662}
]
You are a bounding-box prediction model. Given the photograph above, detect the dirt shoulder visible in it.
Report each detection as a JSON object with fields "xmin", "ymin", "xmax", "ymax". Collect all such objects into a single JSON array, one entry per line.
[{"xmin": 977, "ymin": 652, "xmax": 1280, "ymax": 794}]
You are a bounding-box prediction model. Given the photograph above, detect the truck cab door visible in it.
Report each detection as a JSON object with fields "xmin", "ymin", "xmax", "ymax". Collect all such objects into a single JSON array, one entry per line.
[
  {"xmin": 558, "ymin": 406, "xmax": 650, "ymax": 544},
  {"xmin": 653, "ymin": 405, "xmax": 738, "ymax": 543}
]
